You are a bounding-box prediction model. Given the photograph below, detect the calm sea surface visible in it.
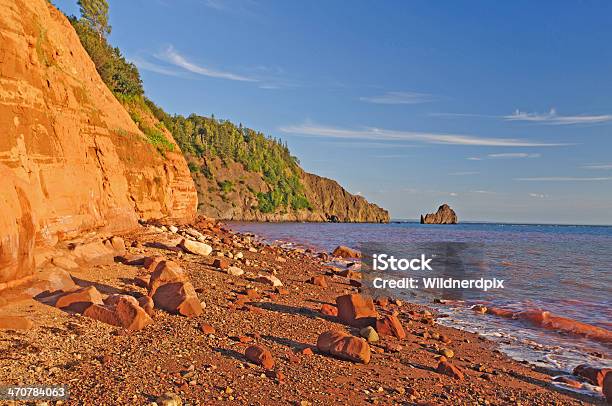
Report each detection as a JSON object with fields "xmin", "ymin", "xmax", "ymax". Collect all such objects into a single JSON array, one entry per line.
[{"xmin": 229, "ymin": 221, "xmax": 612, "ymax": 376}]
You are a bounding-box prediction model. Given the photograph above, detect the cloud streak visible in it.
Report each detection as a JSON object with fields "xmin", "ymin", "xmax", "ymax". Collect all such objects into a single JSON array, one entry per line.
[
  {"xmin": 583, "ymin": 163, "xmax": 612, "ymax": 170},
  {"xmin": 359, "ymin": 91, "xmax": 437, "ymax": 105},
  {"xmin": 279, "ymin": 123, "xmax": 567, "ymax": 147},
  {"xmin": 432, "ymin": 109, "xmax": 612, "ymax": 125},
  {"xmin": 487, "ymin": 153, "xmax": 541, "ymax": 159},
  {"xmin": 504, "ymin": 109, "xmax": 612, "ymax": 125},
  {"xmin": 516, "ymin": 177, "xmax": 612, "ymax": 181},
  {"xmin": 130, "ymin": 57, "xmax": 184, "ymax": 77},
  {"xmin": 158, "ymin": 45, "xmax": 257, "ymax": 82}
]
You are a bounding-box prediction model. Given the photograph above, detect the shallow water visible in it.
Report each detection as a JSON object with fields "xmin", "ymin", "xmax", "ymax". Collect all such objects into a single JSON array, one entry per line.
[{"xmin": 229, "ymin": 221, "xmax": 612, "ymax": 373}]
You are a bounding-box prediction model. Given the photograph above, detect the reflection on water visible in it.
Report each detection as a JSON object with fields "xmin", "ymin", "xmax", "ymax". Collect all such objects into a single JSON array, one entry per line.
[{"xmin": 229, "ymin": 221, "xmax": 612, "ymax": 373}]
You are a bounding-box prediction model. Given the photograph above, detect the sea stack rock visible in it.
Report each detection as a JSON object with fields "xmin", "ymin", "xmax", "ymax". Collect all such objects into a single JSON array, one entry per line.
[{"xmin": 420, "ymin": 204, "xmax": 458, "ymax": 224}]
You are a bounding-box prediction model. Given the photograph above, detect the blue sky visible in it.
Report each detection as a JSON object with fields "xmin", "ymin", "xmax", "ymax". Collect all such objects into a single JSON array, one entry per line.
[{"xmin": 54, "ymin": 0, "xmax": 612, "ymax": 224}]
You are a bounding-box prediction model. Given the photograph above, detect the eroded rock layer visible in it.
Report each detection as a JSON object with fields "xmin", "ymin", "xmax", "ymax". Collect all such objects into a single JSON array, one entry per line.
[{"xmin": 0, "ymin": 0, "xmax": 197, "ymax": 284}]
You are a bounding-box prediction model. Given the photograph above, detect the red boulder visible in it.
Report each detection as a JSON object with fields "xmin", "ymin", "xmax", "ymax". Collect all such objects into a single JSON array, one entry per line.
[
  {"xmin": 316, "ymin": 330, "xmax": 371, "ymax": 364},
  {"xmin": 309, "ymin": 275, "xmax": 328, "ymax": 288},
  {"xmin": 335, "ymin": 294, "xmax": 378, "ymax": 327},
  {"xmin": 245, "ymin": 345, "xmax": 275, "ymax": 369},
  {"xmin": 376, "ymin": 315, "xmax": 406, "ymax": 339},
  {"xmin": 437, "ymin": 360, "xmax": 464, "ymax": 380},
  {"xmin": 320, "ymin": 304, "xmax": 338, "ymax": 317},
  {"xmin": 55, "ymin": 286, "xmax": 104, "ymax": 313}
]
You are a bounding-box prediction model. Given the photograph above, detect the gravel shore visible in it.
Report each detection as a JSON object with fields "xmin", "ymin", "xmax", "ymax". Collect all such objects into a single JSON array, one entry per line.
[{"xmin": 0, "ymin": 219, "xmax": 606, "ymax": 405}]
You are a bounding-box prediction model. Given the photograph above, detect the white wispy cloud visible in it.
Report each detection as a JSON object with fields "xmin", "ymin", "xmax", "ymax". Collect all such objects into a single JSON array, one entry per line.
[
  {"xmin": 516, "ymin": 177, "xmax": 612, "ymax": 181},
  {"xmin": 279, "ymin": 123, "xmax": 567, "ymax": 147},
  {"xmin": 529, "ymin": 193, "xmax": 548, "ymax": 198},
  {"xmin": 504, "ymin": 109, "xmax": 612, "ymax": 125},
  {"xmin": 359, "ymin": 91, "xmax": 437, "ymax": 105},
  {"xmin": 130, "ymin": 57, "xmax": 184, "ymax": 77},
  {"xmin": 466, "ymin": 152, "xmax": 541, "ymax": 160},
  {"xmin": 432, "ymin": 109, "xmax": 612, "ymax": 125},
  {"xmin": 487, "ymin": 153, "xmax": 541, "ymax": 159},
  {"xmin": 158, "ymin": 45, "xmax": 257, "ymax": 82},
  {"xmin": 583, "ymin": 163, "xmax": 612, "ymax": 170}
]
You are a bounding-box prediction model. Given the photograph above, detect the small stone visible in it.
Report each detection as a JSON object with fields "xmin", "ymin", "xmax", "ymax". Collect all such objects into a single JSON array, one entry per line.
[
  {"xmin": 200, "ymin": 323, "xmax": 215, "ymax": 334},
  {"xmin": 179, "ymin": 239, "xmax": 212, "ymax": 256},
  {"xmin": 227, "ymin": 266, "xmax": 245, "ymax": 276},
  {"xmin": 320, "ymin": 304, "xmax": 338, "ymax": 317},
  {"xmin": 275, "ymin": 287, "xmax": 289, "ymax": 295},
  {"xmin": 308, "ymin": 275, "xmax": 328, "ymax": 288},
  {"xmin": 212, "ymin": 258, "xmax": 229, "ymax": 270},
  {"xmin": 300, "ymin": 348, "xmax": 314, "ymax": 356},
  {"xmin": 472, "ymin": 304, "xmax": 488, "ymax": 314},
  {"xmin": 255, "ymin": 274, "xmax": 282, "ymax": 287},
  {"xmin": 156, "ymin": 392, "xmax": 182, "ymax": 406},
  {"xmin": 360, "ymin": 326, "xmax": 379, "ymax": 342},
  {"xmin": 440, "ymin": 348, "xmax": 454, "ymax": 358}
]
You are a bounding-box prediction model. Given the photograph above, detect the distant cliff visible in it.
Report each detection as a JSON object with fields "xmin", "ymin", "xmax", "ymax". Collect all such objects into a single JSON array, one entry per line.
[
  {"xmin": 189, "ymin": 156, "xmax": 389, "ymax": 222},
  {"xmin": 421, "ymin": 204, "xmax": 458, "ymax": 224},
  {"xmin": 0, "ymin": 0, "xmax": 197, "ymax": 284}
]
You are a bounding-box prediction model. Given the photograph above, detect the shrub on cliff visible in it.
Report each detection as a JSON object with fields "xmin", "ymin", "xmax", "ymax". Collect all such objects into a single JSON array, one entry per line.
[{"xmin": 68, "ymin": 16, "xmax": 142, "ymax": 97}]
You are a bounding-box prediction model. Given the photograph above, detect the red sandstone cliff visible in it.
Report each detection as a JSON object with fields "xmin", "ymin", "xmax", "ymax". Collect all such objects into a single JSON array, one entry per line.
[{"xmin": 0, "ymin": 0, "xmax": 197, "ymax": 284}]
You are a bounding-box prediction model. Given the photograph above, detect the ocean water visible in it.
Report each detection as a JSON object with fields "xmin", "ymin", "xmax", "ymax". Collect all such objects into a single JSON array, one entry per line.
[{"xmin": 229, "ymin": 221, "xmax": 612, "ymax": 377}]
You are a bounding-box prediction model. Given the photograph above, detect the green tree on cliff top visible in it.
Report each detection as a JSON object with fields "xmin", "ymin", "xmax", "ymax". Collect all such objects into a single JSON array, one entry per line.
[{"xmin": 77, "ymin": 0, "xmax": 111, "ymax": 39}]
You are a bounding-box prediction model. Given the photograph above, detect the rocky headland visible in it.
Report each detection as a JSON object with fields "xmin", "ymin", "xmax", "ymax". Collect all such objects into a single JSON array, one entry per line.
[
  {"xmin": 189, "ymin": 155, "xmax": 389, "ymax": 223},
  {"xmin": 421, "ymin": 204, "xmax": 458, "ymax": 224}
]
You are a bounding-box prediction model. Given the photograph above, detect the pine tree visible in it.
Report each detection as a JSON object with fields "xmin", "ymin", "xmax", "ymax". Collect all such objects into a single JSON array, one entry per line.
[{"xmin": 77, "ymin": 0, "xmax": 111, "ymax": 39}]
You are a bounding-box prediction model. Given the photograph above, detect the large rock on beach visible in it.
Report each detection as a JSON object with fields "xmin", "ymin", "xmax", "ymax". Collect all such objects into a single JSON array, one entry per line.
[
  {"xmin": 151, "ymin": 281, "xmax": 203, "ymax": 317},
  {"xmin": 245, "ymin": 345, "xmax": 275, "ymax": 369},
  {"xmin": 55, "ymin": 286, "xmax": 104, "ymax": 313},
  {"xmin": 0, "ymin": 316, "xmax": 34, "ymax": 330},
  {"xmin": 376, "ymin": 315, "xmax": 406, "ymax": 339},
  {"xmin": 437, "ymin": 359, "xmax": 464, "ymax": 380},
  {"xmin": 316, "ymin": 330, "xmax": 371, "ymax": 364},
  {"xmin": 179, "ymin": 239, "xmax": 212, "ymax": 256},
  {"xmin": 603, "ymin": 372, "xmax": 612, "ymax": 403},
  {"xmin": 148, "ymin": 261, "xmax": 188, "ymax": 296},
  {"xmin": 336, "ymin": 294, "xmax": 378, "ymax": 327},
  {"xmin": 332, "ymin": 246, "xmax": 362, "ymax": 258},
  {"xmin": 83, "ymin": 295, "xmax": 152, "ymax": 330},
  {"xmin": 572, "ymin": 364, "xmax": 610, "ymax": 387}
]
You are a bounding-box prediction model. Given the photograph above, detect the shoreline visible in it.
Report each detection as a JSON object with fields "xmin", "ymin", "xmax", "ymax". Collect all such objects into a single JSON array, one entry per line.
[{"xmin": 0, "ymin": 218, "xmax": 608, "ymax": 404}]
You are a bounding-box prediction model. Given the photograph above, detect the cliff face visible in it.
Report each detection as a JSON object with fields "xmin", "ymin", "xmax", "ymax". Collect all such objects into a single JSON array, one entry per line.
[
  {"xmin": 0, "ymin": 0, "xmax": 197, "ymax": 283},
  {"xmin": 192, "ymin": 157, "xmax": 389, "ymax": 222},
  {"xmin": 301, "ymin": 172, "xmax": 389, "ymax": 223},
  {"xmin": 420, "ymin": 204, "xmax": 458, "ymax": 224}
]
